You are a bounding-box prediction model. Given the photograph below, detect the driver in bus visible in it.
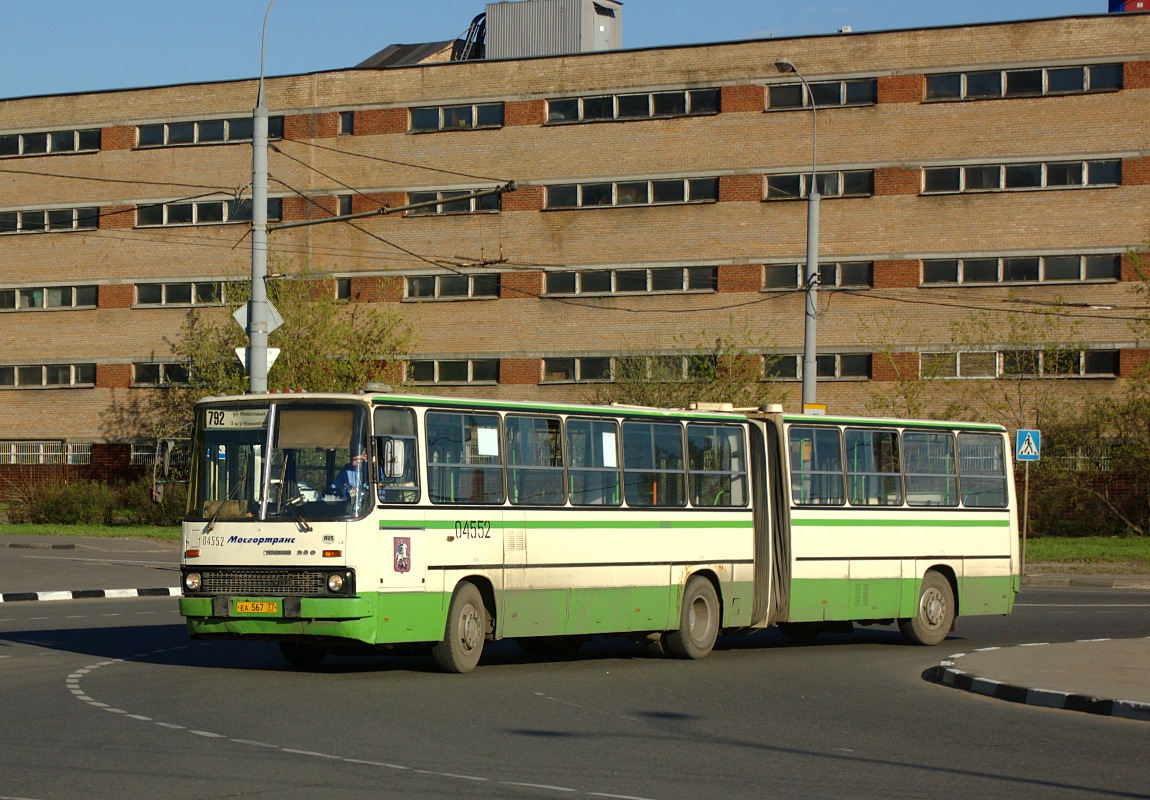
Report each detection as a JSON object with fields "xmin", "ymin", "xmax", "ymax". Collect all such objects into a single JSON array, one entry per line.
[{"xmin": 328, "ymin": 451, "xmax": 367, "ymax": 501}]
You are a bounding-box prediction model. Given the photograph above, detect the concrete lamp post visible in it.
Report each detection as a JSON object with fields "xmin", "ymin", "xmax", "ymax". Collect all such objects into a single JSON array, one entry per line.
[{"xmin": 775, "ymin": 58, "xmax": 821, "ymax": 411}]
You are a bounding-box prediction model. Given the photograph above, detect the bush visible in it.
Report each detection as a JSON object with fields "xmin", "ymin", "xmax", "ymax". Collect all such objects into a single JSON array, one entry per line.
[
  {"xmin": 115, "ymin": 475, "xmax": 186, "ymax": 526},
  {"xmin": 10, "ymin": 480, "xmax": 116, "ymax": 525},
  {"xmin": 8, "ymin": 476, "xmax": 186, "ymax": 527}
]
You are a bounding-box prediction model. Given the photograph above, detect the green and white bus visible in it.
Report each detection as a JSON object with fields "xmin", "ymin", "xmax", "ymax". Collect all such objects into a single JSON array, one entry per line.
[{"xmin": 178, "ymin": 390, "xmax": 1019, "ymax": 672}]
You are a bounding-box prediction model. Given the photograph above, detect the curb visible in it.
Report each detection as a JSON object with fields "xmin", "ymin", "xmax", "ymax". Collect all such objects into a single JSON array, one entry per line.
[
  {"xmin": 935, "ymin": 640, "xmax": 1150, "ymax": 722},
  {"xmin": 0, "ymin": 542, "xmax": 76, "ymax": 550},
  {"xmin": 0, "ymin": 587, "xmax": 180, "ymax": 603},
  {"xmin": 1022, "ymin": 574, "xmax": 1150, "ymax": 589}
]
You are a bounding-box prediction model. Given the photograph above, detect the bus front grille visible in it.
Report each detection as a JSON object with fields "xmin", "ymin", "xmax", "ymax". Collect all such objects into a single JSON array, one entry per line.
[{"xmin": 199, "ymin": 569, "xmax": 328, "ymax": 597}]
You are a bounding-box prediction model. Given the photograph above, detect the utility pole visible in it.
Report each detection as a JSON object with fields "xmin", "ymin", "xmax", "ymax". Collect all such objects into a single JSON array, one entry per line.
[
  {"xmin": 775, "ymin": 58, "xmax": 821, "ymax": 411},
  {"xmin": 247, "ymin": 0, "xmax": 276, "ymax": 393}
]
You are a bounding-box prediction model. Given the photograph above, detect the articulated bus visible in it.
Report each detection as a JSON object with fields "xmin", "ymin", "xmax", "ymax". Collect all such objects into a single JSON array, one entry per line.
[{"xmin": 178, "ymin": 390, "xmax": 1019, "ymax": 672}]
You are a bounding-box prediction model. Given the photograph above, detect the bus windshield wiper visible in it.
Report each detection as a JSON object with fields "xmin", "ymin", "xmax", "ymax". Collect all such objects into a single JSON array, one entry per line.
[{"xmin": 285, "ymin": 496, "xmax": 314, "ymax": 532}]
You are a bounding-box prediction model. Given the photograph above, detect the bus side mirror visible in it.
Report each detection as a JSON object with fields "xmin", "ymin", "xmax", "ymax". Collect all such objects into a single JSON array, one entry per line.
[{"xmin": 382, "ymin": 439, "xmax": 406, "ymax": 479}]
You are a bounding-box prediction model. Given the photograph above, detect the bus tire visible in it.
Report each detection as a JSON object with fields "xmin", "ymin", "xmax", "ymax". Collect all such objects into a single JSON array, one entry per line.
[
  {"xmin": 432, "ymin": 581, "xmax": 486, "ymax": 673},
  {"xmin": 279, "ymin": 641, "xmax": 327, "ymax": 668},
  {"xmin": 899, "ymin": 570, "xmax": 955, "ymax": 646},
  {"xmin": 663, "ymin": 575, "xmax": 720, "ymax": 660}
]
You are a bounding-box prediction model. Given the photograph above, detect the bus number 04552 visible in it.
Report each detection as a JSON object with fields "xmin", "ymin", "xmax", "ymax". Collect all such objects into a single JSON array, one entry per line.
[{"xmin": 454, "ymin": 520, "xmax": 492, "ymax": 539}]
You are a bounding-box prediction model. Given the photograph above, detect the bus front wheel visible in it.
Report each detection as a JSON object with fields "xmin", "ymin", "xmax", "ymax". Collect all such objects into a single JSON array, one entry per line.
[
  {"xmin": 432, "ymin": 581, "xmax": 487, "ymax": 673},
  {"xmin": 899, "ymin": 570, "xmax": 955, "ymax": 646},
  {"xmin": 663, "ymin": 575, "xmax": 720, "ymax": 660}
]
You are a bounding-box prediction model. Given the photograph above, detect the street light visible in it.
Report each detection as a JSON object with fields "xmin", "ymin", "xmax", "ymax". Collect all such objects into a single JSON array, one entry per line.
[{"xmin": 775, "ymin": 58, "xmax": 821, "ymax": 410}]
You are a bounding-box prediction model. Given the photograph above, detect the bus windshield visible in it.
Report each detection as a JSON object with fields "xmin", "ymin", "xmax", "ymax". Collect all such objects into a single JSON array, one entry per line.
[{"xmin": 188, "ymin": 402, "xmax": 370, "ymax": 522}]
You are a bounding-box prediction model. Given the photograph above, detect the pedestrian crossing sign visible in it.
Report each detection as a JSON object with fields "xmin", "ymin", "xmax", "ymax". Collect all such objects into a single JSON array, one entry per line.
[{"xmin": 1016, "ymin": 429, "xmax": 1041, "ymax": 461}]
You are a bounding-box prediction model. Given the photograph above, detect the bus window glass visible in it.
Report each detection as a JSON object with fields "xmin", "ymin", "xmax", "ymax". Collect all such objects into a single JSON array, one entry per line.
[
  {"xmin": 426, "ymin": 412, "xmax": 504, "ymax": 504},
  {"xmin": 375, "ymin": 407, "xmax": 419, "ymax": 504},
  {"xmin": 566, "ymin": 418, "xmax": 621, "ymax": 506},
  {"xmin": 789, "ymin": 427, "xmax": 844, "ymax": 505},
  {"xmin": 505, "ymin": 416, "xmax": 565, "ymax": 505},
  {"xmin": 191, "ymin": 406, "xmax": 270, "ymax": 520},
  {"xmin": 958, "ymin": 432, "xmax": 1008, "ymax": 507},
  {"xmin": 844, "ymin": 429, "xmax": 903, "ymax": 506},
  {"xmin": 687, "ymin": 424, "xmax": 748, "ymax": 506},
  {"xmin": 269, "ymin": 406, "xmax": 369, "ymax": 519},
  {"xmin": 903, "ymin": 431, "xmax": 958, "ymax": 506},
  {"xmin": 623, "ymin": 421, "xmax": 686, "ymax": 507}
]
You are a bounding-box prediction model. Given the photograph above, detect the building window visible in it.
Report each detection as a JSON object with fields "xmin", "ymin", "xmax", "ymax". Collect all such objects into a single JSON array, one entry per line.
[
  {"xmin": 135, "ymin": 198, "xmax": 283, "ymax": 227},
  {"xmin": 768, "ymin": 78, "xmax": 877, "ymax": 109},
  {"xmin": 922, "ymin": 254, "xmax": 1121, "ymax": 286},
  {"xmin": 542, "ymin": 357, "xmax": 612, "ymax": 383},
  {"xmin": 765, "ymin": 353, "xmax": 872, "ymax": 380},
  {"xmin": 544, "ymin": 266, "xmax": 716, "ymax": 296},
  {"xmin": 136, "ymin": 116, "xmax": 284, "ymax": 147},
  {"xmin": 408, "ymin": 359, "xmax": 500, "ymax": 384},
  {"xmin": 764, "ymin": 262, "xmax": 873, "ymax": 289},
  {"xmin": 922, "ymin": 159, "xmax": 1121, "ymax": 194},
  {"xmin": 409, "ymin": 103, "xmax": 504, "ymax": 132},
  {"xmin": 0, "ymin": 128, "xmax": 100, "ymax": 158},
  {"xmin": 765, "ymin": 170, "xmax": 874, "ymax": 200},
  {"xmin": 338, "ymin": 111, "xmax": 355, "ymax": 135},
  {"xmin": 0, "ymin": 207, "xmax": 99, "ymax": 234},
  {"xmin": 921, "ymin": 349, "xmax": 1120, "ymax": 379},
  {"xmin": 0, "ymin": 285, "xmax": 97, "ymax": 311},
  {"xmin": 545, "ymin": 177, "xmax": 718, "ymax": 209},
  {"xmin": 546, "ymin": 88, "xmax": 720, "ymax": 123},
  {"xmin": 405, "ymin": 273, "xmax": 500, "ymax": 301},
  {"xmin": 0, "ymin": 363, "xmax": 96, "ymax": 388},
  {"xmin": 337, "ymin": 195, "xmax": 353, "ymax": 216},
  {"xmin": 133, "ymin": 362, "xmax": 190, "ymax": 386},
  {"xmin": 406, "ymin": 189, "xmax": 501, "ymax": 215},
  {"xmin": 925, "ymin": 63, "xmax": 1122, "ymax": 101},
  {"xmin": 335, "ymin": 278, "xmax": 351, "ymax": 300},
  {"xmin": 135, "ymin": 281, "xmax": 227, "ymax": 307}
]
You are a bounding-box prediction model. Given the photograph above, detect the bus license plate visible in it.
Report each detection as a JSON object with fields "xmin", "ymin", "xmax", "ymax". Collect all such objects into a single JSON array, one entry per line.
[{"xmin": 235, "ymin": 601, "xmax": 278, "ymax": 614}]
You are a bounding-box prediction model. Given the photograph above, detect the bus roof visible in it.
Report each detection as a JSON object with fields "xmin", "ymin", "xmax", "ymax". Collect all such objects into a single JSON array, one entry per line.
[
  {"xmin": 194, "ymin": 391, "xmax": 749, "ymax": 422},
  {"xmin": 777, "ymin": 413, "xmax": 1006, "ymax": 432}
]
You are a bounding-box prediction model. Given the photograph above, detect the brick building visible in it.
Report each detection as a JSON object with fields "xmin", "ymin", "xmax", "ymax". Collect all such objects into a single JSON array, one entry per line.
[{"xmin": 1, "ymin": 12, "xmax": 1148, "ymax": 479}]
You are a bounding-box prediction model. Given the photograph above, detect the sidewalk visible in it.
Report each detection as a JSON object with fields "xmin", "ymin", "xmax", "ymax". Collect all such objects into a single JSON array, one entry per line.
[{"xmin": 936, "ymin": 637, "xmax": 1150, "ymax": 722}]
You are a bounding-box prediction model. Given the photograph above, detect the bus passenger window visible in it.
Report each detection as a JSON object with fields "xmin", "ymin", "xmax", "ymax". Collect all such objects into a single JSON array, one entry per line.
[
  {"xmin": 622, "ymin": 421, "xmax": 686, "ymax": 507},
  {"xmin": 506, "ymin": 415, "xmax": 565, "ymax": 505},
  {"xmin": 903, "ymin": 431, "xmax": 958, "ymax": 507},
  {"xmin": 844, "ymin": 428, "xmax": 902, "ymax": 506},
  {"xmin": 687, "ymin": 424, "xmax": 748, "ymax": 506},
  {"xmin": 425, "ymin": 411, "xmax": 504, "ymax": 505},
  {"xmin": 566, "ymin": 419, "xmax": 621, "ymax": 506},
  {"xmin": 788, "ymin": 427, "xmax": 845, "ymax": 505},
  {"xmin": 958, "ymin": 432, "xmax": 1008, "ymax": 507}
]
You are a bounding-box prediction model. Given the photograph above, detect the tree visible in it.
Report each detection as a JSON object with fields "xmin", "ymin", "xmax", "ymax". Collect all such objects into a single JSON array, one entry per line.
[
  {"xmin": 583, "ymin": 321, "xmax": 781, "ymax": 410},
  {"xmin": 115, "ymin": 268, "xmax": 415, "ymax": 442}
]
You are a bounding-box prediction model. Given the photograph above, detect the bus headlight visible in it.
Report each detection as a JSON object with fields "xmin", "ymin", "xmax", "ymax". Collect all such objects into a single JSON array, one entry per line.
[
  {"xmin": 184, "ymin": 572, "xmax": 202, "ymax": 592},
  {"xmin": 327, "ymin": 573, "xmax": 345, "ymax": 593}
]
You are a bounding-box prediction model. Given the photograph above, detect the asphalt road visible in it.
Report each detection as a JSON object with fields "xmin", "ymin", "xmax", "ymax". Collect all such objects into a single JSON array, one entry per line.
[{"xmin": 1, "ymin": 585, "xmax": 1148, "ymax": 800}]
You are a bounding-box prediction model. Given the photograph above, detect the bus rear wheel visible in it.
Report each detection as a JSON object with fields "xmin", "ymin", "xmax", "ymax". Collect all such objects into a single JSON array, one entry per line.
[
  {"xmin": 663, "ymin": 575, "xmax": 720, "ymax": 660},
  {"xmin": 432, "ymin": 581, "xmax": 487, "ymax": 673},
  {"xmin": 899, "ymin": 570, "xmax": 955, "ymax": 646}
]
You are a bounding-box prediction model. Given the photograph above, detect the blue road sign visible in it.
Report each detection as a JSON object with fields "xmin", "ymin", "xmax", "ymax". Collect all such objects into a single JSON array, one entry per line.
[{"xmin": 1016, "ymin": 429, "xmax": 1041, "ymax": 461}]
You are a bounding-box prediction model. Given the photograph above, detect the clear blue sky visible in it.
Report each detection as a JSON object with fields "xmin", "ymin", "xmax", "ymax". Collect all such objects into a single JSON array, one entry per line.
[{"xmin": 0, "ymin": 0, "xmax": 1117, "ymax": 100}]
